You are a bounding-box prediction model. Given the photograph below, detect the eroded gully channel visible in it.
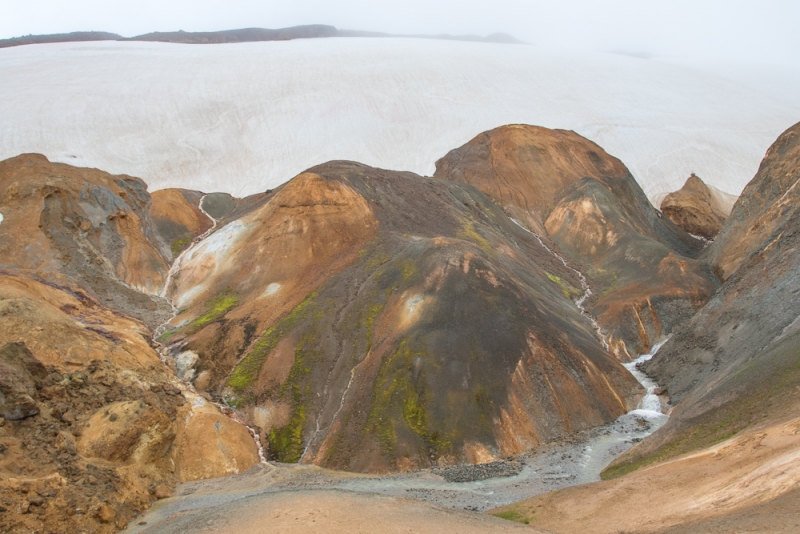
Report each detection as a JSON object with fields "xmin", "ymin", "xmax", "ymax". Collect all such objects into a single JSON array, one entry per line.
[
  {"xmin": 152, "ymin": 195, "xmax": 267, "ymax": 463},
  {"xmin": 132, "ymin": 209, "xmax": 670, "ymax": 530}
]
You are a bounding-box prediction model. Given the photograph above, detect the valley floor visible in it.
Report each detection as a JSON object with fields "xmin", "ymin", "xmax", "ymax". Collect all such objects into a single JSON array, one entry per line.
[{"xmin": 127, "ymin": 411, "xmax": 664, "ymax": 532}]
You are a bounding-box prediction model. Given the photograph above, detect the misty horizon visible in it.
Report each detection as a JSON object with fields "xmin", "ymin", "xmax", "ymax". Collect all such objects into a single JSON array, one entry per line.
[{"xmin": 3, "ymin": 0, "xmax": 800, "ymax": 68}]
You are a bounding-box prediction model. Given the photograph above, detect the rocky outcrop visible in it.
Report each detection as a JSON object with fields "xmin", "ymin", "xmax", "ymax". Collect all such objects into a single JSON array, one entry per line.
[
  {"xmin": 705, "ymin": 121, "xmax": 800, "ymax": 280},
  {"xmin": 149, "ymin": 188, "xmax": 213, "ymax": 261},
  {"xmin": 435, "ymin": 125, "xmax": 717, "ymax": 359},
  {"xmin": 0, "ymin": 342, "xmax": 47, "ymax": 421},
  {"xmin": 660, "ymin": 174, "xmax": 734, "ymax": 239},
  {"xmin": 159, "ymin": 161, "xmax": 642, "ymax": 472},
  {"xmin": 0, "ymin": 273, "xmax": 259, "ymax": 534},
  {"xmin": 0, "ymin": 154, "xmax": 172, "ymax": 328}
]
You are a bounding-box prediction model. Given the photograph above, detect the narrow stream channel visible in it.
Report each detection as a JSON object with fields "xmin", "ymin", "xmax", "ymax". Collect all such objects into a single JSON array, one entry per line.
[{"xmin": 152, "ymin": 195, "xmax": 268, "ymax": 463}]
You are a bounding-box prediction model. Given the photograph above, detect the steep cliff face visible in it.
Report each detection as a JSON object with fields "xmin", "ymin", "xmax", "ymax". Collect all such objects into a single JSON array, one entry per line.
[
  {"xmin": 660, "ymin": 174, "xmax": 734, "ymax": 239},
  {"xmin": 705, "ymin": 121, "xmax": 800, "ymax": 281},
  {"xmin": 0, "ymin": 154, "xmax": 172, "ymax": 328},
  {"xmin": 160, "ymin": 161, "xmax": 642, "ymax": 472},
  {"xmin": 434, "ymin": 125, "xmax": 717, "ymax": 359}
]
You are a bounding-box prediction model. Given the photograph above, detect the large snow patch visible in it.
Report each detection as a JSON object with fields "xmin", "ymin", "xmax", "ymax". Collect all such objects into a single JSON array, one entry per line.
[{"xmin": 1, "ymin": 38, "xmax": 798, "ymax": 201}]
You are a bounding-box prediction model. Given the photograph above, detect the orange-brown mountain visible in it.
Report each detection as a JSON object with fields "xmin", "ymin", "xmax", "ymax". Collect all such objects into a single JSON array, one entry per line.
[
  {"xmin": 160, "ymin": 161, "xmax": 643, "ymax": 472},
  {"xmin": 0, "ymin": 156, "xmax": 262, "ymax": 533},
  {"xmin": 489, "ymin": 121, "xmax": 800, "ymax": 534},
  {"xmin": 434, "ymin": 125, "xmax": 718, "ymax": 359}
]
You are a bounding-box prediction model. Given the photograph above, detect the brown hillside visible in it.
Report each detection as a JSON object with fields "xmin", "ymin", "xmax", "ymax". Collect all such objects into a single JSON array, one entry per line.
[
  {"xmin": 159, "ymin": 161, "xmax": 642, "ymax": 472},
  {"xmin": 435, "ymin": 125, "xmax": 716, "ymax": 359},
  {"xmin": 0, "ymin": 154, "xmax": 171, "ymax": 328},
  {"xmin": 660, "ymin": 173, "xmax": 731, "ymax": 238},
  {"xmin": 706, "ymin": 120, "xmax": 800, "ymax": 280}
]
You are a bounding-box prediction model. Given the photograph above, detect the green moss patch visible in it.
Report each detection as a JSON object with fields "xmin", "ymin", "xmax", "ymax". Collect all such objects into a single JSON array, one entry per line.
[
  {"xmin": 490, "ymin": 509, "xmax": 532, "ymax": 525},
  {"xmin": 546, "ymin": 272, "xmax": 582, "ymax": 299},
  {"xmin": 367, "ymin": 340, "xmax": 451, "ymax": 460},
  {"xmin": 183, "ymin": 290, "xmax": 239, "ymax": 336},
  {"xmin": 171, "ymin": 237, "xmax": 192, "ymax": 256},
  {"xmin": 457, "ymin": 221, "xmax": 494, "ymax": 255},
  {"xmin": 226, "ymin": 291, "xmax": 318, "ymax": 393}
]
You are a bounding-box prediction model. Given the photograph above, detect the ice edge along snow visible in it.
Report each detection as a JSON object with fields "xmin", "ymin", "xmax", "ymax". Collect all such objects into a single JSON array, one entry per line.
[{"xmin": 152, "ymin": 195, "xmax": 268, "ymax": 464}]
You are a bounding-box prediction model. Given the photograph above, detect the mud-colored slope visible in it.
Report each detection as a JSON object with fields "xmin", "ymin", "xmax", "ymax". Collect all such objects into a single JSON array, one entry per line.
[
  {"xmin": 0, "ymin": 272, "xmax": 258, "ymax": 534},
  {"xmin": 434, "ymin": 125, "xmax": 632, "ymax": 234},
  {"xmin": 706, "ymin": 120, "xmax": 800, "ymax": 280},
  {"xmin": 149, "ymin": 188, "xmax": 213, "ymax": 261},
  {"xmin": 0, "ymin": 154, "xmax": 172, "ymax": 327},
  {"xmin": 435, "ymin": 125, "xmax": 717, "ymax": 359},
  {"xmin": 138, "ymin": 489, "xmax": 543, "ymax": 534},
  {"xmin": 160, "ymin": 161, "xmax": 642, "ymax": 473},
  {"xmin": 660, "ymin": 174, "xmax": 733, "ymax": 238}
]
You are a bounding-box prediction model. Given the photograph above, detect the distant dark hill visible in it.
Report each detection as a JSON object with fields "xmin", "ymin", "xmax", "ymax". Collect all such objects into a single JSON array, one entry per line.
[
  {"xmin": 126, "ymin": 25, "xmax": 338, "ymax": 44},
  {"xmin": 0, "ymin": 31, "xmax": 121, "ymax": 48},
  {"xmin": 0, "ymin": 26, "xmax": 523, "ymax": 49}
]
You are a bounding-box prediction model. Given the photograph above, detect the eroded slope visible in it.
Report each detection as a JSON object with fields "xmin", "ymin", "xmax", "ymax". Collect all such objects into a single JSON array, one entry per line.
[
  {"xmin": 435, "ymin": 125, "xmax": 717, "ymax": 359},
  {"xmin": 160, "ymin": 161, "xmax": 643, "ymax": 472},
  {"xmin": 0, "ymin": 154, "xmax": 171, "ymax": 327}
]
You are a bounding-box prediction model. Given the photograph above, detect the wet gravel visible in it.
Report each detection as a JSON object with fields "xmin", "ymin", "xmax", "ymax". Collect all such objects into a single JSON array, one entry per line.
[{"xmin": 433, "ymin": 460, "xmax": 524, "ymax": 483}]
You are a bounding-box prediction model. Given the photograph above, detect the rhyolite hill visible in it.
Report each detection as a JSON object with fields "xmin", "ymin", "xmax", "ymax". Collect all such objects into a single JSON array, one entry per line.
[
  {"xmin": 490, "ymin": 120, "xmax": 800, "ymax": 533},
  {"xmin": 3, "ymin": 121, "xmax": 800, "ymax": 534}
]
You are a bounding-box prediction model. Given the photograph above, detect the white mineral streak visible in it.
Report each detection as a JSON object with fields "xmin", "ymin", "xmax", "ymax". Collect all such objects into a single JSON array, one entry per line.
[{"xmin": 2, "ymin": 39, "xmax": 799, "ymax": 202}]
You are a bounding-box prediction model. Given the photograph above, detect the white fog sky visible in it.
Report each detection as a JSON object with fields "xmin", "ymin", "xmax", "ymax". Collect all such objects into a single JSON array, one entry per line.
[{"xmin": 2, "ymin": 0, "xmax": 799, "ymax": 67}]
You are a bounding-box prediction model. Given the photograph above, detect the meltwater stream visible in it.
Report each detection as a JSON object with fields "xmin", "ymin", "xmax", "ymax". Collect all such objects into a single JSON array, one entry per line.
[{"xmin": 151, "ymin": 195, "xmax": 268, "ymax": 464}]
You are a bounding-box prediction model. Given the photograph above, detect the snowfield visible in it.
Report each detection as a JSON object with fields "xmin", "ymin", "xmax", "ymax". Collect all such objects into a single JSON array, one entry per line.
[{"xmin": 1, "ymin": 38, "xmax": 798, "ymax": 201}]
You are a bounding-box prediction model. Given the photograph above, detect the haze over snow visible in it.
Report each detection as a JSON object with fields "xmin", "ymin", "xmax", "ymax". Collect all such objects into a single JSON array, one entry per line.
[{"xmin": 1, "ymin": 37, "xmax": 799, "ymax": 200}]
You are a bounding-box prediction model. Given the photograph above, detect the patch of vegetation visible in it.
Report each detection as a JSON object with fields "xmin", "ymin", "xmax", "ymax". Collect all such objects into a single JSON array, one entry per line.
[
  {"xmin": 267, "ymin": 329, "xmax": 320, "ymax": 462},
  {"xmin": 171, "ymin": 237, "xmax": 192, "ymax": 256},
  {"xmin": 491, "ymin": 509, "xmax": 532, "ymax": 525},
  {"xmin": 367, "ymin": 340, "xmax": 450, "ymax": 460},
  {"xmin": 546, "ymin": 272, "xmax": 582, "ymax": 299},
  {"xmin": 158, "ymin": 329, "xmax": 178, "ymax": 342},
  {"xmin": 226, "ymin": 291, "xmax": 318, "ymax": 392},
  {"xmin": 457, "ymin": 221, "xmax": 494, "ymax": 255},
  {"xmin": 183, "ymin": 290, "xmax": 239, "ymax": 336}
]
